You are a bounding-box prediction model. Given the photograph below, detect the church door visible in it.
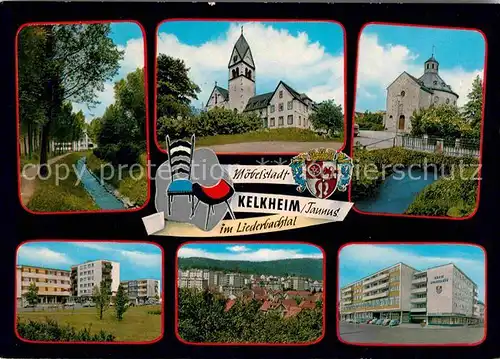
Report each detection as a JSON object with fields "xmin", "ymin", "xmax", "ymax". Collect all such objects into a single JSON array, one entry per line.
[{"xmin": 398, "ymin": 115, "xmax": 405, "ymax": 131}]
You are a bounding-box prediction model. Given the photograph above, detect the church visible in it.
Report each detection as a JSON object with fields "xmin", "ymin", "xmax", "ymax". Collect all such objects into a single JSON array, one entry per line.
[
  {"xmin": 205, "ymin": 28, "xmax": 316, "ymax": 130},
  {"xmin": 384, "ymin": 54, "xmax": 459, "ymax": 133}
]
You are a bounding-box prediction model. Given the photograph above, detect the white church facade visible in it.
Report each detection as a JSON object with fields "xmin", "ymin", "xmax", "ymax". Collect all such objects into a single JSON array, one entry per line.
[
  {"xmin": 205, "ymin": 28, "xmax": 316, "ymax": 130},
  {"xmin": 384, "ymin": 55, "xmax": 459, "ymax": 133}
]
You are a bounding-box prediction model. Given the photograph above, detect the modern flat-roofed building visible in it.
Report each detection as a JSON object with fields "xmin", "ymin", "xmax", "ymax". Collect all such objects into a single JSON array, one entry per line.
[
  {"xmin": 474, "ymin": 300, "xmax": 485, "ymax": 323},
  {"xmin": 121, "ymin": 279, "xmax": 160, "ymax": 304},
  {"xmin": 410, "ymin": 263, "xmax": 479, "ymax": 326},
  {"xmin": 16, "ymin": 265, "xmax": 71, "ymax": 307},
  {"xmin": 340, "ymin": 262, "xmax": 481, "ymax": 326},
  {"xmin": 71, "ymin": 260, "xmax": 120, "ymax": 297},
  {"xmin": 340, "ymin": 262, "xmax": 416, "ymax": 323}
]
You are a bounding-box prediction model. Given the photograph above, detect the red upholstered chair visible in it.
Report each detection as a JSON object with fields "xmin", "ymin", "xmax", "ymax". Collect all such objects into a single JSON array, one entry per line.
[{"xmin": 191, "ymin": 179, "xmax": 236, "ymax": 230}]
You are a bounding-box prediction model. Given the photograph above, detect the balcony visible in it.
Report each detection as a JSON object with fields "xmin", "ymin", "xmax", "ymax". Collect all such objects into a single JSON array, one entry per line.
[
  {"xmin": 411, "ymin": 287, "xmax": 427, "ymax": 294},
  {"xmin": 363, "ymin": 282, "xmax": 389, "ymax": 294},
  {"xmin": 341, "ymin": 287, "xmax": 352, "ymax": 293},
  {"xmin": 363, "ymin": 291, "xmax": 388, "ymax": 301},
  {"xmin": 410, "ymin": 307, "xmax": 427, "ymax": 313},
  {"xmin": 363, "ymin": 273, "xmax": 389, "ymax": 286},
  {"xmin": 342, "ymin": 292, "xmax": 352, "ymax": 299},
  {"xmin": 412, "ymin": 277, "xmax": 427, "ymax": 284},
  {"xmin": 342, "ymin": 300, "xmax": 352, "ymax": 305},
  {"xmin": 410, "ymin": 297, "xmax": 427, "ymax": 304}
]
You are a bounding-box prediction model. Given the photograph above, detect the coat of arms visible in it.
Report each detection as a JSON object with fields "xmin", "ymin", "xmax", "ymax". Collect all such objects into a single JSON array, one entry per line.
[
  {"xmin": 289, "ymin": 148, "xmax": 353, "ymax": 199},
  {"xmin": 436, "ymin": 285, "xmax": 443, "ymax": 294}
]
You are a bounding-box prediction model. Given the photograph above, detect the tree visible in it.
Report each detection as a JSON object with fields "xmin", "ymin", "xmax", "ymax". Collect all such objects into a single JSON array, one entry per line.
[
  {"xmin": 21, "ymin": 24, "xmax": 123, "ymax": 175},
  {"xmin": 308, "ymin": 100, "xmax": 343, "ymax": 136},
  {"xmin": 86, "ymin": 118, "xmax": 102, "ymax": 143},
  {"xmin": 356, "ymin": 111, "xmax": 384, "ymax": 131},
  {"xmin": 114, "ymin": 284, "xmax": 128, "ymax": 321},
  {"xmin": 410, "ymin": 104, "xmax": 465, "ymax": 139},
  {"xmin": 23, "ymin": 282, "xmax": 39, "ymax": 308},
  {"xmin": 156, "ymin": 54, "xmax": 201, "ymax": 120},
  {"xmin": 93, "ymin": 280, "xmax": 111, "ymax": 320},
  {"xmin": 463, "ymin": 75, "xmax": 483, "ymax": 129}
]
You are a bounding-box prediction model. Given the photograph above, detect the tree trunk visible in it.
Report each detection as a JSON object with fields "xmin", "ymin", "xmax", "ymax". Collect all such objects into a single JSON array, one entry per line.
[{"xmin": 27, "ymin": 123, "xmax": 33, "ymax": 159}]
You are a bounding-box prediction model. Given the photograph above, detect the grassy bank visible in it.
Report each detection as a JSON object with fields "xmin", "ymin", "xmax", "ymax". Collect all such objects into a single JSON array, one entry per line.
[
  {"xmin": 85, "ymin": 151, "xmax": 148, "ymax": 207},
  {"xmin": 196, "ymin": 128, "xmax": 343, "ymax": 146},
  {"xmin": 17, "ymin": 305, "xmax": 162, "ymax": 342},
  {"xmin": 20, "ymin": 152, "xmax": 67, "ymax": 168},
  {"xmin": 26, "ymin": 152, "xmax": 99, "ymax": 212},
  {"xmin": 405, "ymin": 167, "xmax": 478, "ymax": 217},
  {"xmin": 351, "ymin": 146, "xmax": 479, "ymax": 217}
]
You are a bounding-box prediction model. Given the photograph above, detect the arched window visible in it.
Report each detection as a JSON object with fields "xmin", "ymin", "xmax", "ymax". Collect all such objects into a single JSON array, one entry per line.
[
  {"xmin": 400, "ymin": 90, "xmax": 405, "ymax": 97},
  {"xmin": 247, "ymin": 69, "xmax": 252, "ymax": 78},
  {"xmin": 235, "ymin": 68, "xmax": 239, "ymax": 76},
  {"xmin": 232, "ymin": 69, "xmax": 236, "ymax": 78},
  {"xmin": 446, "ymin": 98, "xmax": 450, "ymax": 104},
  {"xmin": 432, "ymin": 64, "xmax": 435, "ymax": 69},
  {"xmin": 434, "ymin": 96, "xmax": 439, "ymax": 104}
]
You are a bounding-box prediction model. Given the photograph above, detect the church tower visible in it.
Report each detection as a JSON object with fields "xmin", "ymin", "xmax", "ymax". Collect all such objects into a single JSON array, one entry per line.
[
  {"xmin": 228, "ymin": 26, "xmax": 256, "ymax": 113},
  {"xmin": 424, "ymin": 54, "xmax": 439, "ymax": 74}
]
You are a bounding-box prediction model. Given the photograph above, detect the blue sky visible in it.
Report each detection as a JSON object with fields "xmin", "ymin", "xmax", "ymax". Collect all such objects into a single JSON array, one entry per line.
[
  {"xmin": 339, "ymin": 244, "xmax": 486, "ymax": 301},
  {"xmin": 357, "ymin": 24, "xmax": 485, "ymax": 111},
  {"xmin": 178, "ymin": 243, "xmax": 323, "ymax": 261},
  {"xmin": 71, "ymin": 22, "xmax": 145, "ymax": 122},
  {"xmin": 17, "ymin": 242, "xmax": 162, "ymax": 282},
  {"xmin": 157, "ymin": 21, "xmax": 345, "ymax": 110}
]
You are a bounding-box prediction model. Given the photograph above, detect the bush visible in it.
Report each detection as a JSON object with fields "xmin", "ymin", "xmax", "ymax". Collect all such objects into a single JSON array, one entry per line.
[
  {"xmin": 157, "ymin": 107, "xmax": 263, "ymax": 141},
  {"xmin": 93, "ymin": 143, "xmax": 141, "ymax": 166},
  {"xmin": 17, "ymin": 318, "xmax": 115, "ymax": 342},
  {"xmin": 148, "ymin": 310, "xmax": 162, "ymax": 315}
]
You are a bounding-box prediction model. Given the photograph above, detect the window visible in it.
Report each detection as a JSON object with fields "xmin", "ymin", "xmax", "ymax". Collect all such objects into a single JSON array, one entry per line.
[
  {"xmin": 299, "ymin": 116, "xmax": 301, "ymax": 125},
  {"xmin": 278, "ymin": 103, "xmax": 284, "ymax": 112},
  {"xmin": 433, "ymin": 80, "xmax": 438, "ymax": 85},
  {"xmin": 233, "ymin": 55, "xmax": 238, "ymax": 63},
  {"xmin": 446, "ymin": 98, "xmax": 450, "ymax": 104},
  {"xmin": 400, "ymin": 90, "xmax": 405, "ymax": 97},
  {"xmin": 287, "ymin": 101, "xmax": 293, "ymax": 110},
  {"xmin": 434, "ymin": 96, "xmax": 439, "ymax": 103},
  {"xmin": 270, "ymin": 105, "xmax": 275, "ymax": 113},
  {"xmin": 432, "ymin": 64, "xmax": 435, "ymax": 69},
  {"xmin": 270, "ymin": 117, "xmax": 275, "ymax": 127},
  {"xmin": 287, "ymin": 115, "xmax": 293, "ymax": 125},
  {"xmin": 279, "ymin": 90, "xmax": 283, "ymax": 98},
  {"xmin": 278, "ymin": 116, "xmax": 284, "ymax": 126}
]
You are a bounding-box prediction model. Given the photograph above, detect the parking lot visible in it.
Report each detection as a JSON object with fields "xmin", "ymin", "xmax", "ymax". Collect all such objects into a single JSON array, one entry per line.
[{"xmin": 339, "ymin": 322, "xmax": 485, "ymax": 344}]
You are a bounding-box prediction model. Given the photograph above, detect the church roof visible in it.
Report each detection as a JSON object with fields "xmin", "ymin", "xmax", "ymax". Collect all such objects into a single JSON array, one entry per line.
[
  {"xmin": 425, "ymin": 55, "xmax": 438, "ymax": 63},
  {"xmin": 214, "ymin": 86, "xmax": 229, "ymax": 101},
  {"xmin": 234, "ymin": 34, "xmax": 250, "ymax": 58},
  {"xmin": 243, "ymin": 92, "xmax": 273, "ymax": 112},
  {"xmin": 418, "ymin": 72, "xmax": 458, "ymax": 97}
]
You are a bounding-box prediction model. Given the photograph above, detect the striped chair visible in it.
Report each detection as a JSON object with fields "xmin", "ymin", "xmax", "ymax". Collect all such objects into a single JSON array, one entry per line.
[{"xmin": 166, "ymin": 135, "xmax": 195, "ymax": 216}]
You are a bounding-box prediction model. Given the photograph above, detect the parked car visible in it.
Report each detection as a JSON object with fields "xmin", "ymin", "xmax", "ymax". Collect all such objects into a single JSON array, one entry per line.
[
  {"xmin": 365, "ymin": 319, "xmax": 372, "ymax": 324},
  {"xmin": 389, "ymin": 319, "xmax": 400, "ymax": 327},
  {"xmin": 354, "ymin": 123, "xmax": 360, "ymax": 137},
  {"xmin": 371, "ymin": 319, "xmax": 379, "ymax": 324},
  {"xmin": 382, "ymin": 319, "xmax": 391, "ymax": 326},
  {"xmin": 376, "ymin": 319, "xmax": 384, "ymax": 325},
  {"xmin": 346, "ymin": 319, "xmax": 353, "ymax": 323}
]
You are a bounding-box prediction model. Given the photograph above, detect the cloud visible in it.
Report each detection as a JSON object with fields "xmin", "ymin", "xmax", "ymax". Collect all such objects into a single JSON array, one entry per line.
[
  {"xmin": 156, "ymin": 22, "xmax": 344, "ymax": 108},
  {"xmin": 72, "ymin": 242, "xmax": 161, "ymax": 269},
  {"xmin": 339, "ymin": 244, "xmax": 486, "ymax": 300},
  {"xmin": 357, "ymin": 33, "xmax": 484, "ymax": 110},
  {"xmin": 178, "ymin": 246, "xmax": 323, "ymax": 262},
  {"xmin": 226, "ymin": 245, "xmax": 250, "ymax": 253},
  {"xmin": 18, "ymin": 246, "xmax": 72, "ymax": 267}
]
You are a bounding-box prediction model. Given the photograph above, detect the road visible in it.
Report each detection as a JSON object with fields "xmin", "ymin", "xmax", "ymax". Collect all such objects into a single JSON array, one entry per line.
[
  {"xmin": 205, "ymin": 140, "xmax": 344, "ymax": 153},
  {"xmin": 339, "ymin": 322, "xmax": 485, "ymax": 344},
  {"xmin": 354, "ymin": 130, "xmax": 396, "ymax": 149}
]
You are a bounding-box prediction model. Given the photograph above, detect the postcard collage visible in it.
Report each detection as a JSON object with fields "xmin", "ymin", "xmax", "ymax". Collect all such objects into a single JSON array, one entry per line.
[{"xmin": 1, "ymin": 1, "xmax": 498, "ymax": 358}]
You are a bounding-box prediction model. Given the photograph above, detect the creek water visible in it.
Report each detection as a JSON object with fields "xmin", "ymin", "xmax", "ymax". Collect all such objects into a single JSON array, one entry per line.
[
  {"xmin": 75, "ymin": 157, "xmax": 125, "ymax": 210},
  {"xmin": 354, "ymin": 168, "xmax": 438, "ymax": 214}
]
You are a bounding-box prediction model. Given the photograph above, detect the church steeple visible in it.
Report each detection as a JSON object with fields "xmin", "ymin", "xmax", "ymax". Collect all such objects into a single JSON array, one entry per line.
[{"xmin": 424, "ymin": 47, "xmax": 439, "ymax": 74}]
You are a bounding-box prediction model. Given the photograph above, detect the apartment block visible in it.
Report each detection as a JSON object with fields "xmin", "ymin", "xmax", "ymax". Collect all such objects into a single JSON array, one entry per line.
[
  {"xmin": 16, "ymin": 265, "xmax": 71, "ymax": 307},
  {"xmin": 121, "ymin": 279, "xmax": 160, "ymax": 303},
  {"xmin": 290, "ymin": 276, "xmax": 310, "ymax": 291},
  {"xmin": 71, "ymin": 260, "xmax": 120, "ymax": 297},
  {"xmin": 340, "ymin": 263, "xmax": 415, "ymax": 323},
  {"xmin": 340, "ymin": 262, "xmax": 482, "ymax": 326}
]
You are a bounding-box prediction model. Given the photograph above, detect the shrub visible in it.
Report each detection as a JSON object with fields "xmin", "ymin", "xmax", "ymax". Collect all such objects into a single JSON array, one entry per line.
[
  {"xmin": 147, "ymin": 310, "xmax": 162, "ymax": 315},
  {"xmin": 93, "ymin": 143, "xmax": 141, "ymax": 166},
  {"xmin": 17, "ymin": 318, "xmax": 115, "ymax": 342}
]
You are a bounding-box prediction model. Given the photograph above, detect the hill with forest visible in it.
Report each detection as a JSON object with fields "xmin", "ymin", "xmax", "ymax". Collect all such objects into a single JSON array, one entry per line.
[{"xmin": 178, "ymin": 257, "xmax": 323, "ymax": 280}]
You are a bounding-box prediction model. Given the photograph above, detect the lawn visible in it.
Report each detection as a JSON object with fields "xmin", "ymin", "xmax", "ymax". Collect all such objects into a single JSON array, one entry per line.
[
  {"xmin": 85, "ymin": 151, "xmax": 148, "ymax": 207},
  {"xmin": 17, "ymin": 305, "xmax": 162, "ymax": 342},
  {"xmin": 195, "ymin": 128, "xmax": 343, "ymax": 146},
  {"xmin": 26, "ymin": 152, "xmax": 99, "ymax": 212}
]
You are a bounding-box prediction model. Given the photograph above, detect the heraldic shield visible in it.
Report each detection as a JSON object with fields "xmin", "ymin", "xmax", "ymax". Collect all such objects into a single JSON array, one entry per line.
[{"xmin": 305, "ymin": 160, "xmax": 338, "ymax": 199}]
